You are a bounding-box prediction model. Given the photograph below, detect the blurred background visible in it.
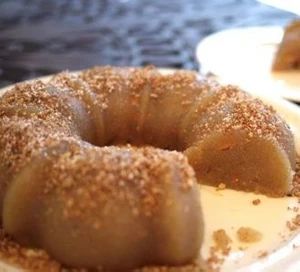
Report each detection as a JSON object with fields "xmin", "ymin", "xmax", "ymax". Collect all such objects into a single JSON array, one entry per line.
[{"xmin": 0, "ymin": 0, "xmax": 297, "ymax": 87}]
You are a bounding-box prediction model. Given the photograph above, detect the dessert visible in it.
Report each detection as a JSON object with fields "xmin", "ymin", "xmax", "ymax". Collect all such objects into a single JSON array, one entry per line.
[
  {"xmin": 0, "ymin": 66, "xmax": 296, "ymax": 270},
  {"xmin": 272, "ymin": 20, "xmax": 300, "ymax": 71},
  {"xmin": 4, "ymin": 144, "xmax": 202, "ymax": 270}
]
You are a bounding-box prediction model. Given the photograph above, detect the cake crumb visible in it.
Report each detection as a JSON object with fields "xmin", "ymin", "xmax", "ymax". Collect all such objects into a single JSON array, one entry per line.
[
  {"xmin": 237, "ymin": 227, "xmax": 262, "ymax": 243},
  {"xmin": 205, "ymin": 229, "xmax": 232, "ymax": 271},
  {"xmin": 258, "ymin": 251, "xmax": 268, "ymax": 258},
  {"xmin": 288, "ymin": 206, "xmax": 300, "ymax": 212},
  {"xmin": 206, "ymin": 250, "xmax": 223, "ymax": 272},
  {"xmin": 216, "ymin": 183, "xmax": 226, "ymax": 191},
  {"xmin": 238, "ymin": 246, "xmax": 248, "ymax": 251},
  {"xmin": 212, "ymin": 229, "xmax": 232, "ymax": 255},
  {"xmin": 286, "ymin": 214, "xmax": 300, "ymax": 231},
  {"xmin": 252, "ymin": 199, "xmax": 261, "ymax": 206},
  {"xmin": 293, "ymin": 207, "xmax": 299, "ymax": 212}
]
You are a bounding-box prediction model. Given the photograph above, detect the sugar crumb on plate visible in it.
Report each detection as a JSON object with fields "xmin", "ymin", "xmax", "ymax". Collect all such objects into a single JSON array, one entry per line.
[
  {"xmin": 216, "ymin": 183, "xmax": 226, "ymax": 191},
  {"xmin": 212, "ymin": 229, "xmax": 232, "ymax": 255},
  {"xmin": 252, "ymin": 199, "xmax": 261, "ymax": 205},
  {"xmin": 286, "ymin": 214, "xmax": 300, "ymax": 231},
  {"xmin": 237, "ymin": 227, "xmax": 262, "ymax": 243},
  {"xmin": 257, "ymin": 251, "xmax": 268, "ymax": 259},
  {"xmin": 205, "ymin": 229, "xmax": 233, "ymax": 272}
]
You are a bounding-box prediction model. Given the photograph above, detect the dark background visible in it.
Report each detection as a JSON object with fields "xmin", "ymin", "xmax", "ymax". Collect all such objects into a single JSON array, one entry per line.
[{"xmin": 0, "ymin": 0, "xmax": 297, "ymax": 88}]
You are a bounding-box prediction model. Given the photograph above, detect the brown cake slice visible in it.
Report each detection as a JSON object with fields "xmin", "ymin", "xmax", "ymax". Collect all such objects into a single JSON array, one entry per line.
[{"xmin": 273, "ymin": 20, "xmax": 300, "ymax": 71}]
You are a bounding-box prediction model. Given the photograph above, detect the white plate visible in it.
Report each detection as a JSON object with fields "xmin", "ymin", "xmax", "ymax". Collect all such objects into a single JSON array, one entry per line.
[
  {"xmin": 1, "ymin": 70, "xmax": 300, "ymax": 271},
  {"xmin": 258, "ymin": 0, "xmax": 300, "ymax": 16},
  {"xmin": 196, "ymin": 26, "xmax": 300, "ymax": 102}
]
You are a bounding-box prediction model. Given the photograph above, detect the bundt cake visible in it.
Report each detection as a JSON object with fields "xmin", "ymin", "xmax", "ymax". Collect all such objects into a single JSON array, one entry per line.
[
  {"xmin": 0, "ymin": 66, "xmax": 295, "ymax": 270},
  {"xmin": 272, "ymin": 20, "xmax": 300, "ymax": 71}
]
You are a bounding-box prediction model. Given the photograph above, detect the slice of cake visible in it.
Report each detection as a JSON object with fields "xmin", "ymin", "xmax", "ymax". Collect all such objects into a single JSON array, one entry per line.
[{"xmin": 272, "ymin": 20, "xmax": 300, "ymax": 71}]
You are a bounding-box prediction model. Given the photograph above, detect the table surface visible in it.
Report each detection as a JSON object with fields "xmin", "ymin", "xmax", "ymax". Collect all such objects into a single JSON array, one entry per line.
[{"xmin": 0, "ymin": 0, "xmax": 297, "ymax": 87}]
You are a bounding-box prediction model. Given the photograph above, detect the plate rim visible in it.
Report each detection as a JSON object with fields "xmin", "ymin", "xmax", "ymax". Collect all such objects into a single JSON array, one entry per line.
[{"xmin": 195, "ymin": 26, "xmax": 300, "ymax": 102}]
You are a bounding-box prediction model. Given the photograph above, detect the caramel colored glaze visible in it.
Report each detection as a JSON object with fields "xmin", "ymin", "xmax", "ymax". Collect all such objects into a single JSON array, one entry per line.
[{"xmin": 0, "ymin": 66, "xmax": 295, "ymax": 270}]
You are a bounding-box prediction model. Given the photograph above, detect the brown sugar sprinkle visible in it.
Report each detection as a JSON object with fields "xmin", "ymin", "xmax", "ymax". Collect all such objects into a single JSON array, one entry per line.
[
  {"xmin": 42, "ymin": 145, "xmax": 196, "ymax": 223},
  {"xmin": 252, "ymin": 199, "xmax": 261, "ymax": 205},
  {"xmin": 79, "ymin": 66, "xmax": 130, "ymax": 112},
  {"xmin": 1, "ymin": 81, "xmax": 75, "ymax": 123},
  {"xmin": 236, "ymin": 227, "xmax": 262, "ymax": 243},
  {"xmin": 0, "ymin": 229, "xmax": 63, "ymax": 271},
  {"xmin": 80, "ymin": 66, "xmax": 205, "ymax": 140},
  {"xmin": 49, "ymin": 71, "xmax": 106, "ymax": 114},
  {"xmin": 187, "ymin": 83, "xmax": 290, "ymax": 146},
  {"xmin": 0, "ymin": 116, "xmax": 75, "ymax": 182}
]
